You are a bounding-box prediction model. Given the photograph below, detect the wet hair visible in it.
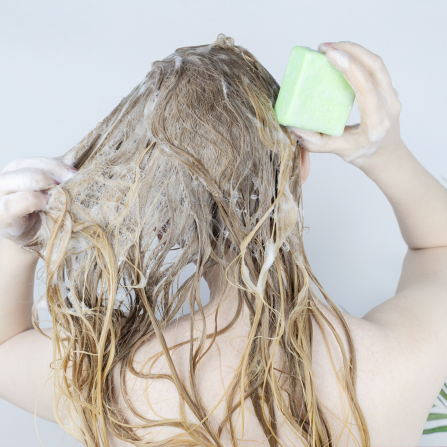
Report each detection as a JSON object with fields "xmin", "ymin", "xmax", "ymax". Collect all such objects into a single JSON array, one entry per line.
[{"xmin": 25, "ymin": 34, "xmax": 370, "ymax": 447}]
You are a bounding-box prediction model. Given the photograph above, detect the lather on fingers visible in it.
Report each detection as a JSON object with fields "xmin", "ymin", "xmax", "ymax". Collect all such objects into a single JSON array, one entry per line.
[
  {"xmin": 291, "ymin": 124, "xmax": 364, "ymax": 158},
  {"xmin": 1, "ymin": 156, "xmax": 78, "ymax": 184},
  {"xmin": 0, "ymin": 156, "xmax": 79, "ymax": 245},
  {"xmin": 319, "ymin": 41, "xmax": 397, "ymax": 101},
  {"xmin": 283, "ymin": 38, "xmax": 403, "ymax": 171},
  {"xmin": 0, "ymin": 168, "xmax": 57, "ymax": 197},
  {"xmin": 0, "ymin": 191, "xmax": 48, "ymax": 227},
  {"xmin": 324, "ymin": 46, "xmax": 388, "ymax": 134}
]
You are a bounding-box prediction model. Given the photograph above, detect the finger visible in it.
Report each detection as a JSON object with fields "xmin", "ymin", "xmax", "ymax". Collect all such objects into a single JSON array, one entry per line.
[
  {"xmin": 26, "ymin": 211, "xmax": 41, "ymax": 229},
  {"xmin": 0, "ymin": 191, "xmax": 48, "ymax": 224},
  {"xmin": 318, "ymin": 41, "xmax": 395, "ymax": 98},
  {"xmin": 290, "ymin": 124, "xmax": 364, "ymax": 155},
  {"xmin": 324, "ymin": 47, "xmax": 389, "ymax": 134},
  {"xmin": 0, "ymin": 167, "xmax": 57, "ymax": 197},
  {"xmin": 56, "ymin": 152, "xmax": 79, "ymax": 168},
  {"xmin": 1, "ymin": 157, "xmax": 78, "ymax": 183},
  {"xmin": 0, "ymin": 211, "xmax": 42, "ymax": 240},
  {"xmin": 6, "ymin": 212, "xmax": 41, "ymax": 237},
  {"xmin": 289, "ymin": 128, "xmax": 333, "ymax": 152}
]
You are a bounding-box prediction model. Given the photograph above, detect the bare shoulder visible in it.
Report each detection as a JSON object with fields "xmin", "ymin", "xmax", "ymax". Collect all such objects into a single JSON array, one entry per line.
[
  {"xmin": 312, "ymin": 296, "xmax": 439, "ymax": 444},
  {"xmin": 361, "ymin": 247, "xmax": 447, "ymax": 401},
  {"xmin": 313, "ymin": 246, "xmax": 447, "ymax": 413}
]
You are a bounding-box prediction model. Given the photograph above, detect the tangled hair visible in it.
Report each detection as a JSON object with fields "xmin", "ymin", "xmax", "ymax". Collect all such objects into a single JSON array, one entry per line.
[{"xmin": 25, "ymin": 35, "xmax": 370, "ymax": 447}]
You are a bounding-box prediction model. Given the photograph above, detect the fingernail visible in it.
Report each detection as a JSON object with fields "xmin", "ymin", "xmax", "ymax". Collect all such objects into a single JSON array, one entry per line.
[
  {"xmin": 54, "ymin": 180, "xmax": 60, "ymax": 185},
  {"xmin": 326, "ymin": 47, "xmax": 350, "ymax": 71},
  {"xmin": 318, "ymin": 42, "xmax": 333, "ymax": 54}
]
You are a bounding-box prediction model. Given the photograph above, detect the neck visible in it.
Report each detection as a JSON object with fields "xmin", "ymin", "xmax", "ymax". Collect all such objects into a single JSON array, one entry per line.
[{"xmin": 197, "ymin": 260, "xmax": 247, "ymax": 330}]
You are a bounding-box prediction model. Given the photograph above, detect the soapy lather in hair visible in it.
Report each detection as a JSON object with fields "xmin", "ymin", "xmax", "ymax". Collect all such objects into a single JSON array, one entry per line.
[{"xmin": 24, "ymin": 34, "xmax": 370, "ymax": 447}]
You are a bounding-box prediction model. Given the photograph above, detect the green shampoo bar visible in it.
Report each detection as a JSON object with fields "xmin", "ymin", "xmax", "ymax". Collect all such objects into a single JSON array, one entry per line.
[{"xmin": 274, "ymin": 46, "xmax": 356, "ymax": 137}]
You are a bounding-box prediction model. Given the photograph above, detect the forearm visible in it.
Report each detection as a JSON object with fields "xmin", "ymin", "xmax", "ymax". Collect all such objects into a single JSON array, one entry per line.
[
  {"xmin": 359, "ymin": 140, "xmax": 447, "ymax": 250},
  {"xmin": 0, "ymin": 237, "xmax": 39, "ymax": 345}
]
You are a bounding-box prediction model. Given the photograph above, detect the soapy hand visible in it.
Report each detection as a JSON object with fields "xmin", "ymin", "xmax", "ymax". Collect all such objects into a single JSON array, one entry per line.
[
  {"xmin": 0, "ymin": 157, "xmax": 78, "ymax": 246},
  {"xmin": 290, "ymin": 41, "xmax": 403, "ymax": 168}
]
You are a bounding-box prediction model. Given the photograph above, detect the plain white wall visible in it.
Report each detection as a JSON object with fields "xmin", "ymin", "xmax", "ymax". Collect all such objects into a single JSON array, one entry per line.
[{"xmin": 1, "ymin": 0, "xmax": 446, "ymax": 445}]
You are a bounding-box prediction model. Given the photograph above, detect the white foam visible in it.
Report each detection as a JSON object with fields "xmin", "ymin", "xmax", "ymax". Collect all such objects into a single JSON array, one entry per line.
[
  {"xmin": 144, "ymin": 90, "xmax": 159, "ymax": 118},
  {"xmin": 137, "ymin": 80, "xmax": 149, "ymax": 96},
  {"xmin": 327, "ymin": 48, "xmax": 350, "ymax": 72},
  {"xmin": 173, "ymin": 56, "xmax": 182, "ymax": 69},
  {"xmin": 262, "ymin": 239, "xmax": 277, "ymax": 273},
  {"xmin": 194, "ymin": 45, "xmax": 212, "ymax": 54},
  {"xmin": 221, "ymin": 79, "xmax": 228, "ymax": 97},
  {"xmin": 282, "ymin": 182, "xmax": 299, "ymax": 216},
  {"xmin": 69, "ymin": 236, "xmax": 90, "ymax": 254}
]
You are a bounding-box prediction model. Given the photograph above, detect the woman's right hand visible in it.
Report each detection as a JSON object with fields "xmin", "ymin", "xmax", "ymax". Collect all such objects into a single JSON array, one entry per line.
[
  {"xmin": 290, "ymin": 41, "xmax": 403, "ymax": 168},
  {"xmin": 0, "ymin": 157, "xmax": 78, "ymax": 246}
]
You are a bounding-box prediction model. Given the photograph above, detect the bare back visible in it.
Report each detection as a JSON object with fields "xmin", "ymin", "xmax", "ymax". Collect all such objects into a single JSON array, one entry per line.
[{"xmin": 107, "ymin": 295, "xmax": 436, "ymax": 447}]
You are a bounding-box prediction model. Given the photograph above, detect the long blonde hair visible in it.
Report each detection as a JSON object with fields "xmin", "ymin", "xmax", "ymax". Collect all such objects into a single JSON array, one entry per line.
[{"xmin": 25, "ymin": 34, "xmax": 370, "ymax": 447}]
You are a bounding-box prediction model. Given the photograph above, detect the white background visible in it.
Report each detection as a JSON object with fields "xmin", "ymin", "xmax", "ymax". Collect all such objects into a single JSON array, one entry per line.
[{"xmin": 1, "ymin": 0, "xmax": 446, "ymax": 445}]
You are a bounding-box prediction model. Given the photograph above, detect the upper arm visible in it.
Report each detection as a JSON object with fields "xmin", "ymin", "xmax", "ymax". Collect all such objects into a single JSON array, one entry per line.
[
  {"xmin": 361, "ymin": 246, "xmax": 447, "ymax": 394},
  {"xmin": 0, "ymin": 327, "xmax": 57, "ymax": 423},
  {"xmin": 0, "ymin": 327, "xmax": 137, "ymax": 447},
  {"xmin": 0, "ymin": 325, "xmax": 183, "ymax": 445}
]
